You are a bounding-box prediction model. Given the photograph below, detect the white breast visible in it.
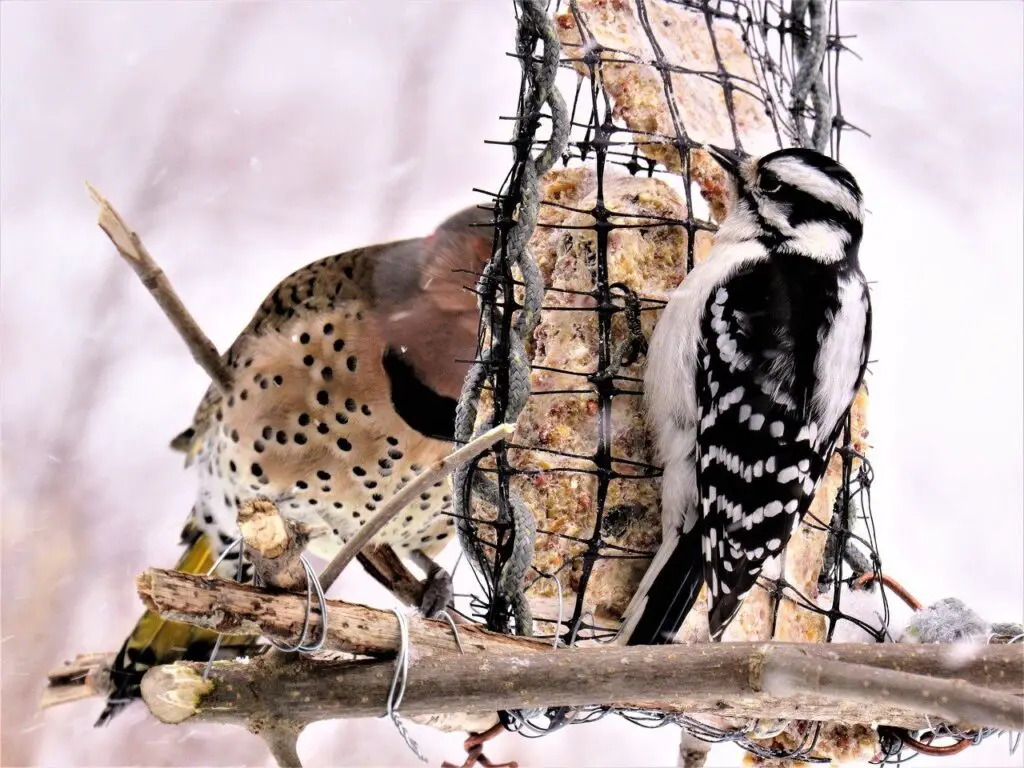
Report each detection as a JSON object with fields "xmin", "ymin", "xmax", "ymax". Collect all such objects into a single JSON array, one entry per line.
[{"xmin": 812, "ymin": 274, "xmax": 868, "ymax": 445}]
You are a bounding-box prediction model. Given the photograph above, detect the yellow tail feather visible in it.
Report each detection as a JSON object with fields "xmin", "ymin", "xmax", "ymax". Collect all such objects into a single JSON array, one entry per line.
[{"xmin": 96, "ymin": 521, "xmax": 258, "ymax": 726}]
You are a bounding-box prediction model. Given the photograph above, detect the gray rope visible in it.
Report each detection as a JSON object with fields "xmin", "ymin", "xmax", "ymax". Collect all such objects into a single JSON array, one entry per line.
[
  {"xmin": 790, "ymin": 0, "xmax": 832, "ymax": 151},
  {"xmin": 453, "ymin": 0, "xmax": 568, "ymax": 637}
]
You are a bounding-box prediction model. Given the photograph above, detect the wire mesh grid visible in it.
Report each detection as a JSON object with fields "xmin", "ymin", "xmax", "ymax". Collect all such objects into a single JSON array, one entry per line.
[{"xmin": 443, "ymin": 0, "xmax": 1004, "ymax": 763}]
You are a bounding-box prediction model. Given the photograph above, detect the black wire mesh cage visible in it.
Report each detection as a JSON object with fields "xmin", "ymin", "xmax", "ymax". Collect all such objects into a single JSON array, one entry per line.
[
  {"xmin": 446, "ymin": 0, "xmax": 1022, "ymax": 763},
  {"xmin": 446, "ymin": 0, "xmax": 914, "ymax": 763}
]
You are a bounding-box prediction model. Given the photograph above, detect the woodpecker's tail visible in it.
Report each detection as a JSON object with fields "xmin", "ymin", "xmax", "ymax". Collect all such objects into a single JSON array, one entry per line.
[
  {"xmin": 95, "ymin": 522, "xmax": 258, "ymax": 726},
  {"xmin": 617, "ymin": 524, "xmax": 705, "ymax": 646}
]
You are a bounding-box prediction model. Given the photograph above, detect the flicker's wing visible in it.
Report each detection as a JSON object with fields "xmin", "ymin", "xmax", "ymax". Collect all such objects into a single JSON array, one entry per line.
[{"xmin": 170, "ymin": 205, "xmax": 494, "ymax": 456}]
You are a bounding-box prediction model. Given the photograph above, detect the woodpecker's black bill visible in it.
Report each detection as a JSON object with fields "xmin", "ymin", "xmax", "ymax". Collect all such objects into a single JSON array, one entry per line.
[{"xmin": 704, "ymin": 144, "xmax": 749, "ymax": 178}]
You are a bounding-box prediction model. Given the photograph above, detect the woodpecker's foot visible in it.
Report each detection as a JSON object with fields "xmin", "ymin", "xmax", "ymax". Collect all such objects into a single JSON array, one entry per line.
[{"xmin": 411, "ymin": 549, "xmax": 454, "ymax": 619}]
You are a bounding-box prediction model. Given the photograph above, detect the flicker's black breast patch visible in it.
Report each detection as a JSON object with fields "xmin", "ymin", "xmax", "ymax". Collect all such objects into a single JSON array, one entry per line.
[{"xmin": 381, "ymin": 346, "xmax": 457, "ymax": 441}]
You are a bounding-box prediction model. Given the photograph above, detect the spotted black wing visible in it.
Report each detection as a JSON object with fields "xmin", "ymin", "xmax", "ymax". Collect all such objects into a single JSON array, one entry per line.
[{"xmin": 695, "ymin": 263, "xmax": 835, "ymax": 639}]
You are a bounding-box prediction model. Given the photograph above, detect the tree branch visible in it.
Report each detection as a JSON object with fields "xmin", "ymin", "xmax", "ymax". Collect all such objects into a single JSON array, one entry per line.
[
  {"xmin": 86, "ymin": 183, "xmax": 234, "ymax": 393},
  {"xmin": 134, "ymin": 568, "xmax": 1024, "ymax": 731},
  {"xmin": 257, "ymin": 722, "xmax": 303, "ymax": 768},
  {"xmin": 139, "ymin": 640, "xmax": 1023, "ymax": 732}
]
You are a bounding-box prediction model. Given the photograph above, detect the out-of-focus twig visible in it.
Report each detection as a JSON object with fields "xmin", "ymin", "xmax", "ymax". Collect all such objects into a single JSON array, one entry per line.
[
  {"xmin": 854, "ymin": 571, "xmax": 923, "ymax": 611},
  {"xmin": 86, "ymin": 182, "xmax": 233, "ymax": 393},
  {"xmin": 41, "ymin": 653, "xmax": 116, "ymax": 710}
]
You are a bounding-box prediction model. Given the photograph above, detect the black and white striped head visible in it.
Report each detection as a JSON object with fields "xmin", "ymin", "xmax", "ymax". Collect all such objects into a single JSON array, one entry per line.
[{"xmin": 705, "ymin": 145, "xmax": 864, "ymax": 264}]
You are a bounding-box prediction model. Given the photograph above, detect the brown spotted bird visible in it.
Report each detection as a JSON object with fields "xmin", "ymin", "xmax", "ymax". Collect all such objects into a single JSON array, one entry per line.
[{"xmin": 98, "ymin": 206, "xmax": 494, "ymax": 724}]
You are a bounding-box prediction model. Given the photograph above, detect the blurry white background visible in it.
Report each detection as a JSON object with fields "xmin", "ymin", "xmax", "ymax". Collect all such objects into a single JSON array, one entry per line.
[{"xmin": 1, "ymin": 1, "xmax": 1020, "ymax": 766}]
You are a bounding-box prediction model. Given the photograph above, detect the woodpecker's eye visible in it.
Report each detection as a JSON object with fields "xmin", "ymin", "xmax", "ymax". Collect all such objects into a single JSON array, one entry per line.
[{"xmin": 758, "ymin": 170, "xmax": 782, "ymax": 194}]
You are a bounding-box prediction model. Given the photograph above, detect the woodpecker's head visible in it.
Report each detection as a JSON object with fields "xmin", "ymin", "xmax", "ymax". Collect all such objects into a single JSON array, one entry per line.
[{"xmin": 705, "ymin": 145, "xmax": 864, "ymax": 264}]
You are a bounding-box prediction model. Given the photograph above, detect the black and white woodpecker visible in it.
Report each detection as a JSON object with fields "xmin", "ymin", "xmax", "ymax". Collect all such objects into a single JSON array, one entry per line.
[{"xmin": 619, "ymin": 145, "xmax": 872, "ymax": 645}]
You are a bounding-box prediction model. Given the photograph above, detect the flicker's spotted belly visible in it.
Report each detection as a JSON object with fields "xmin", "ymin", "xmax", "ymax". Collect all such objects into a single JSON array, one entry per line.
[{"xmin": 191, "ymin": 303, "xmax": 457, "ymax": 561}]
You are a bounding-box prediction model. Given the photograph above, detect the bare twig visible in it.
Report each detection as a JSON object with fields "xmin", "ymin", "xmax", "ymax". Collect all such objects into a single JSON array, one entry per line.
[
  {"xmin": 316, "ymin": 423, "xmax": 515, "ymax": 592},
  {"xmin": 47, "ymin": 571, "xmax": 1024, "ymax": 738},
  {"xmin": 138, "ymin": 640, "xmax": 1024, "ymax": 732},
  {"xmin": 237, "ymin": 497, "xmax": 309, "ymax": 591},
  {"xmin": 86, "ymin": 182, "xmax": 233, "ymax": 393},
  {"xmin": 41, "ymin": 653, "xmax": 116, "ymax": 709},
  {"xmin": 240, "ymin": 495, "xmax": 441, "ymax": 612},
  {"xmin": 358, "ymin": 544, "xmax": 430, "ymax": 609},
  {"xmin": 854, "ymin": 571, "xmax": 923, "ymax": 611}
]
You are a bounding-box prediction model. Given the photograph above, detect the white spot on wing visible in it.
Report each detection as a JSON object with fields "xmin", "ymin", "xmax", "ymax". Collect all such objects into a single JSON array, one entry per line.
[{"xmin": 777, "ymin": 466, "xmax": 799, "ymax": 484}]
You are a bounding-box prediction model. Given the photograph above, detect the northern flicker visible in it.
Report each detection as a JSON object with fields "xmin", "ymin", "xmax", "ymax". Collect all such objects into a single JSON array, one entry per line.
[{"xmin": 98, "ymin": 206, "xmax": 495, "ymax": 724}]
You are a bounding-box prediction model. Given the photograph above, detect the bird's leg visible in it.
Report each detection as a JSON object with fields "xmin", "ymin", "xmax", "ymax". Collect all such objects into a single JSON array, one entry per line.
[{"xmin": 410, "ymin": 549, "xmax": 455, "ymax": 619}]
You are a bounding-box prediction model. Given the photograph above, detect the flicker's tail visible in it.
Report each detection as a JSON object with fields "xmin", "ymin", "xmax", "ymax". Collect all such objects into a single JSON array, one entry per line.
[
  {"xmin": 617, "ymin": 523, "xmax": 706, "ymax": 646},
  {"xmin": 95, "ymin": 522, "xmax": 258, "ymax": 726}
]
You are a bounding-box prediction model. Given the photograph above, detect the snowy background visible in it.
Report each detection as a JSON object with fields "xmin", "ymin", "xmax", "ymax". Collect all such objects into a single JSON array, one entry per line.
[{"xmin": 1, "ymin": 1, "xmax": 1021, "ymax": 766}]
